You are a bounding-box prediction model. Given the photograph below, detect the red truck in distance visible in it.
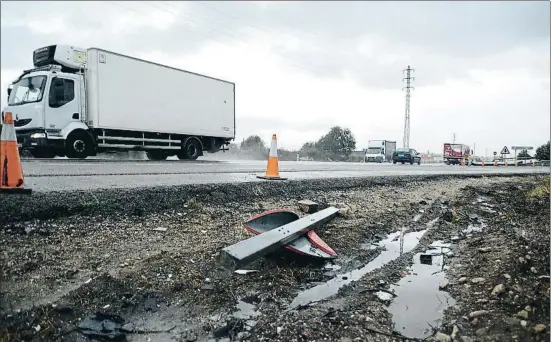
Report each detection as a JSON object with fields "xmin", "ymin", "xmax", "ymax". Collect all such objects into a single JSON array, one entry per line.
[{"xmin": 443, "ymin": 143, "xmax": 471, "ymax": 165}]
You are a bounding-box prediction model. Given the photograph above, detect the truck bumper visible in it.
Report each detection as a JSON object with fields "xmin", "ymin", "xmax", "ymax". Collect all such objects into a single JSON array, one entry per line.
[
  {"xmin": 16, "ymin": 130, "xmax": 64, "ymax": 150},
  {"xmin": 366, "ymin": 156, "xmax": 384, "ymax": 163}
]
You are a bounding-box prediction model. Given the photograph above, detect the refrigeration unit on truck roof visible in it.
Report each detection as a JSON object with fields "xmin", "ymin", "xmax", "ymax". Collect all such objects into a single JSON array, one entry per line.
[{"xmin": 3, "ymin": 44, "xmax": 235, "ymax": 161}]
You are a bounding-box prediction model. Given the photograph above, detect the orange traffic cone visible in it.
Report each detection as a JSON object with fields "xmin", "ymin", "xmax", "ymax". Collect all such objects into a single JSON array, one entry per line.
[
  {"xmin": 0, "ymin": 112, "xmax": 31, "ymax": 194},
  {"xmin": 257, "ymin": 134, "xmax": 286, "ymax": 180}
]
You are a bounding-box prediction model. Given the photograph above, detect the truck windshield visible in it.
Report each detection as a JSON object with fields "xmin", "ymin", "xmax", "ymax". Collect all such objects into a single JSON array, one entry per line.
[
  {"xmin": 366, "ymin": 148, "xmax": 382, "ymax": 154},
  {"xmin": 8, "ymin": 75, "xmax": 47, "ymax": 106}
]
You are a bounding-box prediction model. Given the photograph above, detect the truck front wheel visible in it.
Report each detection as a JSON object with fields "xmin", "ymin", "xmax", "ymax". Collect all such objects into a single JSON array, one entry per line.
[{"xmin": 66, "ymin": 133, "xmax": 92, "ymax": 159}]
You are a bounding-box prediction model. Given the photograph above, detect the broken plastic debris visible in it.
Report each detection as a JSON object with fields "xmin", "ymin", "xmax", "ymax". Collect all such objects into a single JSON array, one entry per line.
[
  {"xmin": 84, "ymin": 278, "xmax": 92, "ymax": 284},
  {"xmin": 234, "ymin": 270, "xmax": 258, "ymax": 275},
  {"xmin": 153, "ymin": 227, "xmax": 168, "ymax": 232}
]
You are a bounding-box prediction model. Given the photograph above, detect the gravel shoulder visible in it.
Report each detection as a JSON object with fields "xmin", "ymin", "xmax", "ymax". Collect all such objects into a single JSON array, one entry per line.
[{"xmin": 0, "ymin": 174, "xmax": 548, "ymax": 342}]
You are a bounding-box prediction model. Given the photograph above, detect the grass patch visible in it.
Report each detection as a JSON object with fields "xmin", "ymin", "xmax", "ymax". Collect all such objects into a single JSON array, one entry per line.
[{"xmin": 527, "ymin": 176, "xmax": 550, "ymax": 199}]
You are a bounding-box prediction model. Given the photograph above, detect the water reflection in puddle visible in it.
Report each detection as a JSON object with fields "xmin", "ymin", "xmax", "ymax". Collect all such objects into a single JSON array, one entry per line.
[
  {"xmin": 387, "ymin": 244, "xmax": 456, "ymax": 338},
  {"xmin": 289, "ymin": 229, "xmax": 427, "ymax": 308}
]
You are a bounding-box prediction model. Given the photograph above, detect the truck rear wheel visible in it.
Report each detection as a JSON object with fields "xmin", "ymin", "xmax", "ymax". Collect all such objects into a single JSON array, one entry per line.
[
  {"xmin": 146, "ymin": 151, "xmax": 167, "ymax": 161},
  {"xmin": 66, "ymin": 132, "xmax": 92, "ymax": 159},
  {"xmin": 182, "ymin": 139, "xmax": 200, "ymax": 160}
]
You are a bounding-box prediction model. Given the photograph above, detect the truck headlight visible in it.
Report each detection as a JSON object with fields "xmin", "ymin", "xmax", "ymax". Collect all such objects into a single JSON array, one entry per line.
[{"xmin": 30, "ymin": 133, "xmax": 46, "ymax": 139}]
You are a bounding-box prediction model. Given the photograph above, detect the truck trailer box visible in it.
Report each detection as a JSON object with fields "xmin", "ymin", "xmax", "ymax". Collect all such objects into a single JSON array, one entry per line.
[{"xmin": 86, "ymin": 48, "xmax": 235, "ymax": 139}]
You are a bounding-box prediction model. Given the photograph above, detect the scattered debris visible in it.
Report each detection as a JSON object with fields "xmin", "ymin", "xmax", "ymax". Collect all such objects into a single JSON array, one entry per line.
[
  {"xmin": 491, "ymin": 284, "xmax": 506, "ymax": 296},
  {"xmin": 469, "ymin": 310, "xmax": 489, "ymax": 319},
  {"xmin": 152, "ymin": 227, "xmax": 168, "ymax": 232},
  {"xmin": 434, "ymin": 332, "xmax": 452, "ymax": 342},
  {"xmin": 439, "ymin": 279, "xmax": 450, "ymax": 290},
  {"xmin": 77, "ymin": 313, "xmax": 126, "ymax": 341},
  {"xmin": 298, "ymin": 199, "xmax": 319, "ymax": 214},
  {"xmin": 234, "ymin": 270, "xmax": 258, "ymax": 275},
  {"xmin": 535, "ymin": 324, "xmax": 547, "ymax": 333},
  {"xmin": 516, "ymin": 310, "xmax": 529, "ymax": 319}
]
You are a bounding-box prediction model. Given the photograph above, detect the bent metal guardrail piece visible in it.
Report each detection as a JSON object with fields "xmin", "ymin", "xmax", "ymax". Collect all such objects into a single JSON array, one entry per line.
[{"xmin": 219, "ymin": 207, "xmax": 339, "ymax": 270}]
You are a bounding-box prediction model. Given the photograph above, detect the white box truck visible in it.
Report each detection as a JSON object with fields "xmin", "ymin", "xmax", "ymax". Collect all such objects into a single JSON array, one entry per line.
[
  {"xmin": 1, "ymin": 45, "xmax": 235, "ymax": 160},
  {"xmin": 365, "ymin": 140, "xmax": 396, "ymax": 163}
]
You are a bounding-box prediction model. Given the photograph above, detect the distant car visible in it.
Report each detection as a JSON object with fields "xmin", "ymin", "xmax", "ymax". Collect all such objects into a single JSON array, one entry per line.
[{"xmin": 393, "ymin": 148, "xmax": 421, "ymax": 165}]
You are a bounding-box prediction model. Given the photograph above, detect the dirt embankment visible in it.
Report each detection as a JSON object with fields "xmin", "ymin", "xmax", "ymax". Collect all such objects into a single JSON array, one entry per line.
[{"xmin": 0, "ymin": 175, "xmax": 548, "ymax": 342}]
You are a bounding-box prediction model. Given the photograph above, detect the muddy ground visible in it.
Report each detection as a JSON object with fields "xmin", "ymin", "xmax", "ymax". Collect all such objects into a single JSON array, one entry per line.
[{"xmin": 0, "ymin": 174, "xmax": 549, "ymax": 342}]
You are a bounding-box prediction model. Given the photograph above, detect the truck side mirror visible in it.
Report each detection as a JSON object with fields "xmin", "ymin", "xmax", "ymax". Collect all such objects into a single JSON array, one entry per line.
[{"xmin": 7, "ymin": 87, "xmax": 12, "ymax": 98}]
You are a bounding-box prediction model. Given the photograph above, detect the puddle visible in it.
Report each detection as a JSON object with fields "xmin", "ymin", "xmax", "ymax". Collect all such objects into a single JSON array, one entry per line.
[
  {"xmin": 324, "ymin": 264, "xmax": 342, "ymax": 271},
  {"xmin": 232, "ymin": 300, "xmax": 260, "ymax": 320},
  {"xmin": 386, "ymin": 246, "xmax": 456, "ymax": 338},
  {"xmin": 463, "ymin": 222, "xmax": 487, "ymax": 235},
  {"xmin": 289, "ymin": 229, "xmax": 427, "ymax": 308}
]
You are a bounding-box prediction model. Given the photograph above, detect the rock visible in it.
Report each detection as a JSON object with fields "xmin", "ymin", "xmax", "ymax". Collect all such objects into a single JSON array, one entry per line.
[
  {"xmin": 525, "ymin": 306, "xmax": 532, "ymax": 312},
  {"xmin": 478, "ymin": 247, "xmax": 492, "ymax": 253},
  {"xmin": 298, "ymin": 200, "xmax": 319, "ymax": 214},
  {"xmin": 534, "ymin": 324, "xmax": 546, "ymax": 333},
  {"xmin": 434, "ymin": 332, "xmax": 451, "ymax": 342},
  {"xmin": 461, "ymin": 337, "xmax": 473, "ymax": 342},
  {"xmin": 475, "ymin": 328, "xmax": 488, "ymax": 336},
  {"xmin": 471, "ymin": 277, "xmax": 485, "ymax": 284},
  {"xmin": 439, "ymin": 279, "xmax": 450, "ymax": 290},
  {"xmin": 451, "ymin": 325, "xmax": 459, "ymax": 339},
  {"xmin": 34, "ymin": 325, "xmax": 41, "ymax": 332},
  {"xmin": 491, "ymin": 284, "xmax": 506, "ymax": 295},
  {"xmin": 458, "ymin": 277, "xmax": 468, "ymax": 284},
  {"xmin": 503, "ymin": 274, "xmax": 511, "ymax": 280},
  {"xmin": 519, "ymin": 257, "xmax": 526, "ymax": 264},
  {"xmin": 338, "ymin": 206, "xmax": 351, "ymax": 217},
  {"xmin": 469, "ymin": 310, "xmax": 489, "ymax": 319},
  {"xmin": 520, "ymin": 320, "xmax": 527, "ymax": 327},
  {"xmin": 121, "ymin": 323, "xmax": 134, "ymax": 333},
  {"xmin": 276, "ymin": 327, "xmax": 283, "ymax": 334},
  {"xmin": 530, "ymin": 267, "xmax": 537, "ymax": 274},
  {"xmin": 516, "ymin": 310, "xmax": 529, "ymax": 319},
  {"xmin": 152, "ymin": 227, "xmax": 168, "ymax": 232}
]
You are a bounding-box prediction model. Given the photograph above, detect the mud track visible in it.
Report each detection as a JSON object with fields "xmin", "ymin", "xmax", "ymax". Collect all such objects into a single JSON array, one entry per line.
[{"xmin": 0, "ymin": 174, "xmax": 549, "ymax": 342}]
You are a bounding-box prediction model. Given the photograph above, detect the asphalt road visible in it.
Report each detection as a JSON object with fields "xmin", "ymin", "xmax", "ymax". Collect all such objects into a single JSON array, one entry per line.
[{"xmin": 17, "ymin": 158, "xmax": 548, "ymax": 192}]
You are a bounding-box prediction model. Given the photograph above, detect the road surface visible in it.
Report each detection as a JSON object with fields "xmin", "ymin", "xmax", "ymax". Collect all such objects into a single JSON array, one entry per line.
[{"xmin": 20, "ymin": 159, "xmax": 547, "ymax": 192}]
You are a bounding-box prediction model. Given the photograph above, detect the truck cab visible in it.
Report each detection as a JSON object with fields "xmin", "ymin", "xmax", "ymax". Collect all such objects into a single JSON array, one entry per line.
[
  {"xmin": 2, "ymin": 45, "xmax": 90, "ymax": 158},
  {"xmin": 365, "ymin": 147, "xmax": 385, "ymax": 163}
]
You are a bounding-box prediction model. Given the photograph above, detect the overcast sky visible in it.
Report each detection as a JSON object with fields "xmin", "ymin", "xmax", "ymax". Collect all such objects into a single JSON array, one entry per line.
[{"xmin": 1, "ymin": 1, "xmax": 549, "ymax": 154}]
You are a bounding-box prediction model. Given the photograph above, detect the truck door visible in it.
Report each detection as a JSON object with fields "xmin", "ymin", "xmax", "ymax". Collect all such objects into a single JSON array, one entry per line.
[{"xmin": 44, "ymin": 75, "xmax": 81, "ymax": 131}]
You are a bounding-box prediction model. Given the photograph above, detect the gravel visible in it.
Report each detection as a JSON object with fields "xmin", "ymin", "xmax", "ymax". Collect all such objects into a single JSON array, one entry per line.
[{"xmin": 0, "ymin": 175, "xmax": 548, "ymax": 342}]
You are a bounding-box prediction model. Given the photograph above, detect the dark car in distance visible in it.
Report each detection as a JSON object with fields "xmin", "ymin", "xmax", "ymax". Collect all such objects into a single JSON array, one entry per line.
[{"xmin": 393, "ymin": 148, "xmax": 421, "ymax": 165}]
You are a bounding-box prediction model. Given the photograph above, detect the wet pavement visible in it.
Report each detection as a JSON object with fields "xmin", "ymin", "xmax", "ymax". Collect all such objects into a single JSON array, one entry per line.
[{"xmin": 20, "ymin": 159, "xmax": 548, "ymax": 191}]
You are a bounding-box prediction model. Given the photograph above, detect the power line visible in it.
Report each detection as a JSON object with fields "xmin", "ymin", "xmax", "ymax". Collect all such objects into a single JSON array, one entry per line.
[{"xmin": 402, "ymin": 65, "xmax": 414, "ymax": 148}]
